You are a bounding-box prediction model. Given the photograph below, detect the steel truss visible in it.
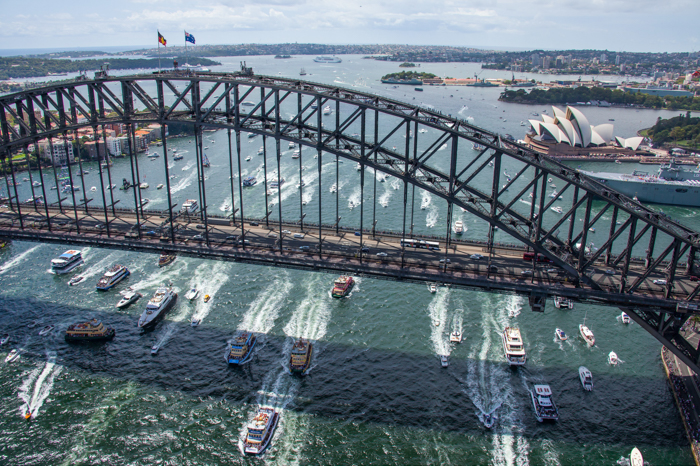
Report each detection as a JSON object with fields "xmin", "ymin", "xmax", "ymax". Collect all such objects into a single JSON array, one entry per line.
[{"xmin": 2, "ymin": 70, "xmax": 700, "ymax": 371}]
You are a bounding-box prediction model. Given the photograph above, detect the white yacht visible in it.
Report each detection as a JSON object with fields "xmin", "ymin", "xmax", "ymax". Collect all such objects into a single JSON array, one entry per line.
[
  {"xmin": 551, "ymin": 206, "xmax": 563, "ymax": 214},
  {"xmin": 579, "ymin": 323, "xmax": 595, "ymax": 347},
  {"xmin": 96, "ymin": 265, "xmax": 130, "ymax": 291},
  {"xmin": 116, "ymin": 290, "xmax": 141, "ymax": 309},
  {"xmin": 323, "ymin": 105, "xmax": 332, "ymax": 115},
  {"xmin": 454, "ymin": 220, "xmax": 464, "ymax": 235},
  {"xmin": 5, "ymin": 349, "xmax": 20, "ymax": 363},
  {"xmin": 181, "ymin": 199, "xmax": 198, "ymax": 214},
  {"xmin": 553, "ymin": 296, "xmax": 573, "ymax": 309},
  {"xmin": 608, "ymin": 351, "xmax": 619, "ymax": 365},
  {"xmin": 288, "ymin": 141, "xmax": 295, "ymax": 149},
  {"xmin": 138, "ymin": 285, "xmax": 178, "ymax": 330},
  {"xmin": 621, "ymin": 312, "xmax": 631, "ymax": 324},
  {"xmin": 530, "ymin": 384, "xmax": 559, "ymax": 422},
  {"xmin": 579, "ymin": 366, "xmax": 593, "ymax": 391},
  {"xmin": 139, "ymin": 182, "xmax": 149, "ymax": 189},
  {"xmin": 630, "ymin": 448, "xmax": 644, "ymax": 466},
  {"xmin": 185, "ymin": 288, "xmax": 199, "ymax": 301},
  {"xmin": 450, "ymin": 331, "xmax": 461, "ymax": 343},
  {"xmin": 51, "ymin": 250, "xmax": 83, "ymax": 274},
  {"xmin": 429, "ymin": 283, "xmax": 437, "ymax": 293},
  {"xmin": 440, "ymin": 355, "xmax": 449, "ymax": 367},
  {"xmin": 502, "ymin": 327, "xmax": 526, "ymax": 366}
]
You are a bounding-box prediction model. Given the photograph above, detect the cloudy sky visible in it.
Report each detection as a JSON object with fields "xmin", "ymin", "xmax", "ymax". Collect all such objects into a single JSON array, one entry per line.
[{"xmin": 2, "ymin": 0, "xmax": 698, "ymax": 53}]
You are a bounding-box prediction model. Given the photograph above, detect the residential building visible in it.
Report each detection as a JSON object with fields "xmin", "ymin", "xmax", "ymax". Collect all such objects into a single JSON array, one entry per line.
[{"xmin": 38, "ymin": 139, "xmax": 75, "ymax": 166}]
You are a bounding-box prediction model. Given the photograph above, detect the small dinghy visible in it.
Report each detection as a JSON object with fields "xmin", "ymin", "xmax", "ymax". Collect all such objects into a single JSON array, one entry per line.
[
  {"xmin": 440, "ymin": 355, "xmax": 449, "ymax": 367},
  {"xmin": 0, "ymin": 334, "xmax": 9, "ymax": 345},
  {"xmin": 5, "ymin": 349, "xmax": 20, "ymax": 363},
  {"xmin": 39, "ymin": 325, "xmax": 54, "ymax": 336},
  {"xmin": 68, "ymin": 275, "xmax": 85, "ymax": 286},
  {"xmin": 191, "ymin": 318, "xmax": 201, "ymax": 327},
  {"xmin": 608, "ymin": 351, "xmax": 619, "ymax": 365},
  {"xmin": 116, "ymin": 291, "xmax": 142, "ymax": 309},
  {"xmin": 151, "ymin": 344, "xmax": 160, "ymax": 355},
  {"xmin": 450, "ymin": 331, "xmax": 461, "ymax": 343},
  {"xmin": 555, "ymin": 328, "xmax": 568, "ymax": 341},
  {"xmin": 185, "ymin": 288, "xmax": 199, "ymax": 301}
]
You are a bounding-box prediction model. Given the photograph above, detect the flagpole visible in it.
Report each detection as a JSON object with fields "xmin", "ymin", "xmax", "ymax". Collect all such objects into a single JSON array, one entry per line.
[{"xmin": 158, "ymin": 32, "xmax": 161, "ymax": 72}]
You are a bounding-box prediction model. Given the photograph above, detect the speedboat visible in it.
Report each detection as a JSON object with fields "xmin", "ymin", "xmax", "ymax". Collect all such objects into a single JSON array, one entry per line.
[
  {"xmin": 440, "ymin": 355, "xmax": 449, "ymax": 367},
  {"xmin": 553, "ymin": 296, "xmax": 573, "ymax": 309},
  {"xmin": 502, "ymin": 327, "xmax": 526, "ymax": 366},
  {"xmin": 191, "ymin": 318, "xmax": 201, "ymax": 327},
  {"xmin": 608, "ymin": 351, "xmax": 619, "ymax": 365},
  {"xmin": 68, "ymin": 275, "xmax": 85, "ymax": 286},
  {"xmin": 579, "ymin": 366, "xmax": 593, "ymax": 391},
  {"xmin": 157, "ymin": 184, "xmax": 164, "ymax": 189},
  {"xmin": 244, "ymin": 406, "xmax": 280, "ymax": 455},
  {"xmin": 51, "ymin": 250, "xmax": 83, "ymax": 274},
  {"xmin": 429, "ymin": 283, "xmax": 437, "ymax": 293},
  {"xmin": 289, "ymin": 338, "xmax": 313, "ymax": 374},
  {"xmin": 185, "ymin": 288, "xmax": 199, "ymax": 301},
  {"xmin": 5, "ymin": 349, "xmax": 20, "ymax": 363},
  {"xmin": 39, "ymin": 325, "xmax": 54, "ymax": 336},
  {"xmin": 96, "ymin": 265, "xmax": 130, "ymax": 290},
  {"xmin": 579, "ymin": 324, "xmax": 595, "ymax": 347},
  {"xmin": 0, "ymin": 334, "xmax": 9, "ymax": 345},
  {"xmin": 27, "ymin": 320, "xmax": 39, "ymax": 329},
  {"xmin": 621, "ymin": 312, "xmax": 631, "ymax": 324},
  {"xmin": 138, "ymin": 285, "xmax": 178, "ymax": 330},
  {"xmin": 116, "ymin": 290, "xmax": 142, "ymax": 309},
  {"xmin": 630, "ymin": 447, "xmax": 644, "ymax": 466},
  {"xmin": 151, "ymin": 344, "xmax": 160, "ymax": 355},
  {"xmin": 450, "ymin": 331, "xmax": 461, "ymax": 343},
  {"xmin": 227, "ymin": 331, "xmax": 257, "ymax": 364},
  {"xmin": 65, "ymin": 319, "xmax": 115, "ymax": 342},
  {"xmin": 203, "ymin": 294, "xmax": 211, "ymax": 303},
  {"xmin": 483, "ymin": 412, "xmax": 495, "ymax": 429},
  {"xmin": 530, "ymin": 384, "xmax": 559, "ymax": 422},
  {"xmin": 555, "ymin": 328, "xmax": 567, "ymax": 341}
]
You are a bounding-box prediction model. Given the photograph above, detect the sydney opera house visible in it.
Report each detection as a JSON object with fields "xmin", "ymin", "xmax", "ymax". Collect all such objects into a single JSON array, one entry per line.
[{"xmin": 524, "ymin": 106, "xmax": 645, "ymax": 158}]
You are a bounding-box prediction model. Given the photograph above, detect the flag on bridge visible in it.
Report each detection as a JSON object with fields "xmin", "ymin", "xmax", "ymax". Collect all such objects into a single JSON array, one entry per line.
[
  {"xmin": 185, "ymin": 31, "xmax": 195, "ymax": 44},
  {"xmin": 158, "ymin": 31, "xmax": 167, "ymax": 47}
]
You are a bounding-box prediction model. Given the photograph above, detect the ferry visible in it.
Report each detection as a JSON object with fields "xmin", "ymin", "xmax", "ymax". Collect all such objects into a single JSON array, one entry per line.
[
  {"xmin": 530, "ymin": 384, "xmax": 559, "ymax": 422},
  {"xmin": 555, "ymin": 328, "xmax": 567, "ymax": 341},
  {"xmin": 269, "ymin": 179, "xmax": 285, "ymax": 189},
  {"xmin": 181, "ymin": 199, "xmax": 198, "ymax": 214},
  {"xmin": 158, "ymin": 251, "xmax": 176, "ymax": 267},
  {"xmin": 331, "ymin": 276, "xmax": 354, "ymax": 298},
  {"xmin": 226, "ymin": 331, "xmax": 257, "ymax": 364},
  {"xmin": 289, "ymin": 338, "xmax": 313, "ymax": 374},
  {"xmin": 51, "ymin": 250, "xmax": 83, "ymax": 274},
  {"xmin": 173, "ymin": 154, "xmax": 184, "ymax": 161},
  {"xmin": 116, "ymin": 290, "xmax": 141, "ymax": 309},
  {"xmin": 313, "ymin": 56, "xmax": 342, "ymax": 63},
  {"xmin": 137, "ymin": 285, "xmax": 178, "ymax": 330},
  {"xmin": 553, "ymin": 296, "xmax": 573, "ymax": 309},
  {"xmin": 65, "ymin": 319, "xmax": 115, "ymax": 342},
  {"xmin": 454, "ymin": 220, "xmax": 464, "ymax": 235},
  {"xmin": 502, "ymin": 327, "xmax": 526, "ymax": 366},
  {"xmin": 450, "ymin": 331, "xmax": 461, "ymax": 343},
  {"xmin": 96, "ymin": 265, "xmax": 130, "ymax": 291},
  {"xmin": 579, "ymin": 324, "xmax": 595, "ymax": 347},
  {"xmin": 244, "ymin": 406, "xmax": 280, "ymax": 455},
  {"xmin": 579, "ymin": 366, "xmax": 593, "ymax": 391},
  {"xmin": 243, "ymin": 176, "xmax": 257, "ymax": 187},
  {"xmin": 323, "ymin": 105, "xmax": 332, "ymax": 115}
]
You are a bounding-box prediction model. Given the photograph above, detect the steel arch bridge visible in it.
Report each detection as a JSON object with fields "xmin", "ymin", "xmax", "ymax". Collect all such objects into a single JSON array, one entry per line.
[{"xmin": 2, "ymin": 68, "xmax": 700, "ymax": 371}]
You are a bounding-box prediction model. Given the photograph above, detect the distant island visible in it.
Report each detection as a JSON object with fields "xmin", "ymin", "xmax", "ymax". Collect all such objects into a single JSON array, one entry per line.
[
  {"xmin": 0, "ymin": 56, "xmax": 221, "ymax": 80},
  {"xmin": 381, "ymin": 71, "xmax": 436, "ymax": 81},
  {"xmin": 399, "ymin": 62, "xmax": 416, "ymax": 68}
]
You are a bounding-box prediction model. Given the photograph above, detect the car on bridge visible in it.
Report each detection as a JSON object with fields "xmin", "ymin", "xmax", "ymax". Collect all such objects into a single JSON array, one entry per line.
[
  {"xmin": 653, "ymin": 279, "xmax": 668, "ymax": 285},
  {"xmin": 488, "ymin": 265, "xmax": 498, "ymax": 272},
  {"xmin": 196, "ymin": 224, "xmax": 206, "ymax": 229},
  {"xmin": 605, "ymin": 269, "xmax": 615, "ymax": 275},
  {"xmin": 282, "ymin": 230, "xmax": 291, "ymax": 234},
  {"xmin": 193, "ymin": 234, "xmax": 205, "ymax": 241},
  {"xmin": 361, "ymin": 247, "xmax": 369, "ymax": 253},
  {"xmin": 376, "ymin": 252, "xmax": 388, "ymax": 257},
  {"xmin": 470, "ymin": 254, "xmax": 483, "ymax": 260},
  {"xmin": 439, "ymin": 258, "xmax": 451, "ymax": 263},
  {"xmin": 145, "ymin": 230, "xmax": 159, "ymax": 237},
  {"xmin": 293, "ymin": 233, "xmax": 305, "ymax": 239},
  {"xmin": 521, "ymin": 270, "xmax": 533, "ymax": 276},
  {"xmin": 226, "ymin": 235, "xmax": 239, "ymax": 241}
]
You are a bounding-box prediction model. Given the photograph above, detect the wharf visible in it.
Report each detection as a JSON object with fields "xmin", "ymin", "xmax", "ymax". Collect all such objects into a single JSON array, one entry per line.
[{"xmin": 662, "ymin": 333, "xmax": 700, "ymax": 466}]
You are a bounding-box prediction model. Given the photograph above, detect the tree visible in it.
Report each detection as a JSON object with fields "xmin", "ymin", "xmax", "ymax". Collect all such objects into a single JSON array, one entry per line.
[{"xmin": 669, "ymin": 126, "xmax": 686, "ymax": 145}]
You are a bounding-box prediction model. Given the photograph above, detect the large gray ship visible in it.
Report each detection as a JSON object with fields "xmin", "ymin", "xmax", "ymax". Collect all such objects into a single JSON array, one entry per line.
[{"xmin": 580, "ymin": 160, "xmax": 700, "ymax": 207}]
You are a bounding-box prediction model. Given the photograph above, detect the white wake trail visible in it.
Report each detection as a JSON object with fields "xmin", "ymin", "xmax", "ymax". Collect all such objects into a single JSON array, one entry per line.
[
  {"xmin": 19, "ymin": 351, "xmax": 62, "ymax": 418},
  {"xmin": 238, "ymin": 273, "xmax": 292, "ymax": 334},
  {"xmin": 0, "ymin": 245, "xmax": 41, "ymax": 274}
]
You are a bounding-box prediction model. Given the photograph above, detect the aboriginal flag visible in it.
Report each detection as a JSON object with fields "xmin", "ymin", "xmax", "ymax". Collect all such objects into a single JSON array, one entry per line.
[{"xmin": 158, "ymin": 31, "xmax": 167, "ymax": 46}]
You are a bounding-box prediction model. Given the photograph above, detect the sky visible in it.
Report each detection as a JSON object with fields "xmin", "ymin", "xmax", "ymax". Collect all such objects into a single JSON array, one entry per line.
[{"xmin": 1, "ymin": 0, "xmax": 698, "ymax": 53}]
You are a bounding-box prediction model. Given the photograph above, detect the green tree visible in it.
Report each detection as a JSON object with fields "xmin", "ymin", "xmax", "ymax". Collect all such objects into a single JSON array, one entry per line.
[{"xmin": 669, "ymin": 126, "xmax": 686, "ymax": 144}]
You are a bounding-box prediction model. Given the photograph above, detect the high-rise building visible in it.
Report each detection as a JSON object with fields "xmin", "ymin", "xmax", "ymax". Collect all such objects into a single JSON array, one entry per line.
[
  {"xmin": 615, "ymin": 55, "xmax": 621, "ymax": 65},
  {"xmin": 601, "ymin": 53, "xmax": 607, "ymax": 63}
]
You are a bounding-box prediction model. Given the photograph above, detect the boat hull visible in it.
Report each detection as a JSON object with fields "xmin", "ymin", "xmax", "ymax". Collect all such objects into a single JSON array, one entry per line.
[
  {"xmin": 582, "ymin": 170, "xmax": 700, "ymax": 207},
  {"xmin": 52, "ymin": 259, "xmax": 84, "ymax": 275}
]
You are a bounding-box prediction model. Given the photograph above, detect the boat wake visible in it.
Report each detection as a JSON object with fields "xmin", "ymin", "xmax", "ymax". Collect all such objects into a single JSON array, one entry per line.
[
  {"xmin": 76, "ymin": 252, "xmax": 119, "ymax": 281},
  {"xmin": 391, "ymin": 178, "xmax": 401, "ymax": 191},
  {"xmin": 0, "ymin": 245, "xmax": 41, "ymax": 275},
  {"xmin": 428, "ymin": 288, "xmax": 451, "ymax": 357},
  {"xmin": 283, "ymin": 275, "xmax": 331, "ymax": 342},
  {"xmin": 189, "ymin": 261, "xmax": 231, "ymax": 325},
  {"xmin": 129, "ymin": 258, "xmax": 188, "ymax": 292},
  {"xmin": 19, "ymin": 350, "xmax": 62, "ymax": 419},
  {"xmin": 238, "ymin": 273, "xmax": 292, "ymax": 334},
  {"xmin": 426, "ymin": 205, "xmax": 438, "ymax": 228},
  {"xmin": 378, "ymin": 183, "xmax": 393, "ymax": 208},
  {"xmin": 420, "ymin": 191, "xmax": 431, "ymax": 210},
  {"xmin": 506, "ymin": 296, "xmax": 522, "ymax": 318},
  {"xmin": 348, "ymin": 187, "xmax": 362, "ymax": 210},
  {"xmin": 181, "ymin": 161, "xmax": 194, "ymax": 171},
  {"xmin": 170, "ymin": 168, "xmax": 197, "ymax": 194}
]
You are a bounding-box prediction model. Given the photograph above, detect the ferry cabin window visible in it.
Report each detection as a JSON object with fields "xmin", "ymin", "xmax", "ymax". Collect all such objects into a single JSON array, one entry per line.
[{"xmin": 676, "ymin": 188, "xmax": 688, "ymax": 193}]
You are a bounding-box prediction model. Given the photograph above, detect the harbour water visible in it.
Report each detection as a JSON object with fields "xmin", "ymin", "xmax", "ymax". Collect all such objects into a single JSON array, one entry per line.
[{"xmin": 0, "ymin": 55, "xmax": 696, "ymax": 465}]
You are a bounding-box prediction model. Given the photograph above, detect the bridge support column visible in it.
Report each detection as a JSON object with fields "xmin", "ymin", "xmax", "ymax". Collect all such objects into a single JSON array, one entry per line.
[
  {"xmin": 645, "ymin": 227, "xmax": 657, "ymax": 269},
  {"xmin": 235, "ymin": 129, "xmax": 245, "ymax": 249},
  {"xmin": 62, "ymin": 131, "xmax": 79, "ymax": 234},
  {"xmin": 161, "ymin": 123, "xmax": 175, "ymax": 243},
  {"xmin": 99, "ymin": 123, "xmax": 116, "ymax": 217},
  {"xmin": 46, "ymin": 136, "xmax": 62, "ymax": 214},
  {"xmin": 31, "ymin": 136, "xmax": 52, "ymax": 232},
  {"xmin": 91, "ymin": 127, "xmax": 110, "ymax": 238},
  {"xmin": 126, "ymin": 125, "xmax": 141, "ymax": 240},
  {"xmin": 687, "ymin": 247, "xmax": 696, "ymax": 275}
]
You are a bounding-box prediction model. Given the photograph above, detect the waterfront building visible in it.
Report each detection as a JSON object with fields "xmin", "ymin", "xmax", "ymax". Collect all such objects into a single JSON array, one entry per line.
[{"xmin": 38, "ymin": 138, "xmax": 75, "ymax": 166}]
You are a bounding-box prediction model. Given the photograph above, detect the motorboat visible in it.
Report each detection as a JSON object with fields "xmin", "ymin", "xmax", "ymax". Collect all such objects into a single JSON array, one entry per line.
[
  {"xmin": 450, "ymin": 331, "xmax": 461, "ymax": 343},
  {"xmin": 27, "ymin": 320, "xmax": 39, "ymax": 329},
  {"xmin": 51, "ymin": 250, "xmax": 84, "ymax": 274},
  {"xmin": 289, "ymin": 338, "xmax": 313, "ymax": 374},
  {"xmin": 68, "ymin": 275, "xmax": 86, "ymax": 286},
  {"xmin": 158, "ymin": 252, "xmax": 176, "ymax": 267},
  {"xmin": 429, "ymin": 283, "xmax": 437, "ymax": 293},
  {"xmin": 151, "ymin": 344, "xmax": 160, "ymax": 355},
  {"xmin": 291, "ymin": 149, "xmax": 300, "ymax": 159},
  {"xmin": 579, "ymin": 366, "xmax": 593, "ymax": 391},
  {"xmin": 608, "ymin": 351, "xmax": 619, "ymax": 365},
  {"xmin": 288, "ymin": 141, "xmax": 295, "ymax": 149},
  {"xmin": 482, "ymin": 412, "xmax": 495, "ymax": 429},
  {"xmin": 630, "ymin": 447, "xmax": 644, "ymax": 466},
  {"xmin": 553, "ymin": 296, "xmax": 573, "ymax": 309},
  {"xmin": 502, "ymin": 327, "xmax": 526, "ymax": 366},
  {"xmin": 203, "ymin": 294, "xmax": 211, "ymax": 303},
  {"xmin": 138, "ymin": 285, "xmax": 178, "ymax": 330},
  {"xmin": 157, "ymin": 184, "xmax": 164, "ymax": 189},
  {"xmin": 555, "ymin": 328, "xmax": 568, "ymax": 341},
  {"xmin": 245, "ymin": 156, "xmax": 252, "ymax": 162},
  {"xmin": 227, "ymin": 331, "xmax": 257, "ymax": 364},
  {"xmin": 579, "ymin": 323, "xmax": 595, "ymax": 347},
  {"xmin": 530, "ymin": 384, "xmax": 559, "ymax": 422},
  {"xmin": 1, "ymin": 334, "xmax": 9, "ymax": 345},
  {"xmin": 5, "ymin": 349, "xmax": 20, "ymax": 363},
  {"xmin": 440, "ymin": 355, "xmax": 449, "ymax": 367},
  {"xmin": 454, "ymin": 220, "xmax": 464, "ymax": 235},
  {"xmin": 139, "ymin": 182, "xmax": 149, "ymax": 189},
  {"xmin": 621, "ymin": 312, "xmax": 631, "ymax": 324},
  {"xmin": 331, "ymin": 276, "xmax": 354, "ymax": 298},
  {"xmin": 39, "ymin": 325, "xmax": 54, "ymax": 336},
  {"xmin": 140, "ymin": 198, "xmax": 150, "ymax": 206},
  {"xmin": 243, "ymin": 176, "xmax": 257, "ymax": 187},
  {"xmin": 191, "ymin": 317, "xmax": 201, "ymax": 327},
  {"xmin": 185, "ymin": 288, "xmax": 199, "ymax": 301},
  {"xmin": 116, "ymin": 290, "xmax": 142, "ymax": 309},
  {"xmin": 551, "ymin": 206, "xmax": 563, "ymax": 214},
  {"xmin": 96, "ymin": 265, "xmax": 130, "ymax": 291},
  {"xmin": 244, "ymin": 406, "xmax": 280, "ymax": 455},
  {"xmin": 65, "ymin": 319, "xmax": 115, "ymax": 342}
]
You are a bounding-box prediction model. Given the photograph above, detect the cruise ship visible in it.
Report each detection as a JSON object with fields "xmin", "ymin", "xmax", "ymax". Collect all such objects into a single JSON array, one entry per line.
[
  {"xmin": 244, "ymin": 406, "xmax": 279, "ymax": 455},
  {"xmin": 580, "ymin": 160, "xmax": 700, "ymax": 207},
  {"xmin": 51, "ymin": 250, "xmax": 83, "ymax": 274},
  {"xmin": 95, "ymin": 265, "xmax": 130, "ymax": 291},
  {"xmin": 243, "ymin": 176, "xmax": 257, "ymax": 187},
  {"xmin": 530, "ymin": 384, "xmax": 559, "ymax": 422},
  {"xmin": 289, "ymin": 338, "xmax": 313, "ymax": 374},
  {"xmin": 331, "ymin": 276, "xmax": 354, "ymax": 298},
  {"xmin": 65, "ymin": 319, "xmax": 115, "ymax": 342},
  {"xmin": 137, "ymin": 285, "xmax": 178, "ymax": 330},
  {"xmin": 502, "ymin": 327, "xmax": 526, "ymax": 366},
  {"xmin": 226, "ymin": 331, "xmax": 257, "ymax": 364},
  {"xmin": 313, "ymin": 56, "xmax": 342, "ymax": 63},
  {"xmin": 181, "ymin": 199, "xmax": 198, "ymax": 214}
]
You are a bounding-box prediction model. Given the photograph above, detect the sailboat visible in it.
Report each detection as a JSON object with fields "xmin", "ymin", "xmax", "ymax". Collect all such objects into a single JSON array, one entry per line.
[
  {"xmin": 202, "ymin": 153, "xmax": 211, "ymax": 168},
  {"xmin": 300, "ymin": 68, "xmax": 307, "ymax": 76}
]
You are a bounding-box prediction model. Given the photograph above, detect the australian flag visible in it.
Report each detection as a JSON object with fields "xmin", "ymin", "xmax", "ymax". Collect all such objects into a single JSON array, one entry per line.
[{"xmin": 185, "ymin": 31, "xmax": 195, "ymax": 45}]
